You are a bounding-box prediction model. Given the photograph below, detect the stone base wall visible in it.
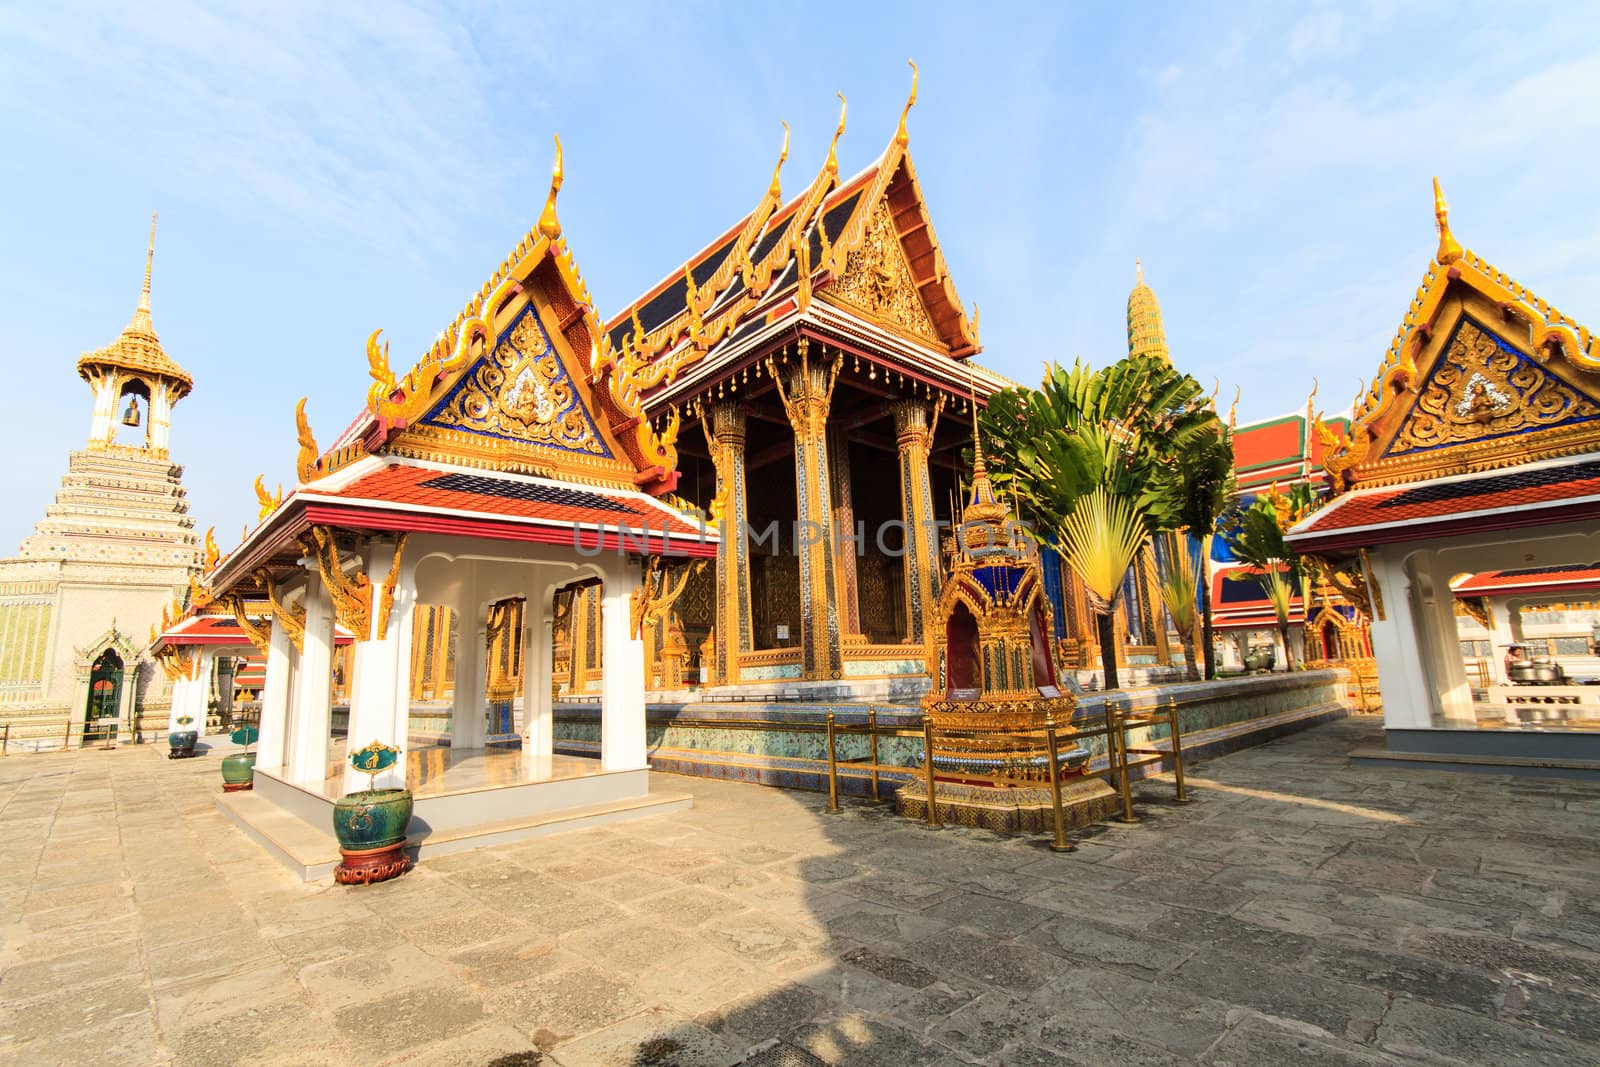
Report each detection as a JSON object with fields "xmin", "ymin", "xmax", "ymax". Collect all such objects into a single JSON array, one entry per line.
[{"xmin": 553, "ymin": 670, "xmax": 1352, "ymax": 796}]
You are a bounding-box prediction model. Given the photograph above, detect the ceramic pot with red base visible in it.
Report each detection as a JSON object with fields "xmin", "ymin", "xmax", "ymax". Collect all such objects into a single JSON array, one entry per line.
[
  {"xmin": 220, "ymin": 752, "xmax": 256, "ymax": 792},
  {"xmin": 332, "ymin": 788, "xmax": 414, "ymax": 886}
]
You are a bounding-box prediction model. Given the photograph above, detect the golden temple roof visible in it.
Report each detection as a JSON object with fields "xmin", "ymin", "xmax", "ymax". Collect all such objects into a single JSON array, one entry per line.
[
  {"xmin": 76, "ymin": 215, "xmax": 193, "ymax": 398},
  {"xmin": 1126, "ymin": 259, "xmax": 1170, "ymax": 364}
]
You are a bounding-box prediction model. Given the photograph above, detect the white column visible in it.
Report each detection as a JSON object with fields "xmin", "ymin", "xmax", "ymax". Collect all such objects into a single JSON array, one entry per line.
[
  {"xmin": 522, "ymin": 591, "xmax": 555, "ymax": 779},
  {"xmin": 256, "ymin": 618, "xmax": 293, "ymax": 772},
  {"xmin": 289, "ymin": 572, "xmax": 334, "ymax": 785},
  {"xmin": 167, "ymin": 675, "xmax": 193, "ymax": 736},
  {"xmin": 1415, "ymin": 552, "xmax": 1474, "ymax": 726},
  {"xmin": 190, "ymin": 648, "xmax": 216, "ymax": 736},
  {"xmin": 1366, "ymin": 550, "xmax": 1435, "ymax": 731},
  {"xmin": 88, "ymin": 374, "xmax": 117, "ymax": 444},
  {"xmin": 149, "ymin": 382, "xmax": 172, "ymax": 454},
  {"xmin": 342, "ymin": 542, "xmax": 415, "ymax": 793},
  {"xmin": 450, "ymin": 566, "xmax": 487, "ymax": 750},
  {"xmin": 600, "ymin": 565, "xmax": 647, "ymax": 772}
]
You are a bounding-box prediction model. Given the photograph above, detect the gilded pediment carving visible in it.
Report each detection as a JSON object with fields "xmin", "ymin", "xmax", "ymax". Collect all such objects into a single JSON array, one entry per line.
[
  {"xmin": 426, "ymin": 307, "xmax": 608, "ymax": 457},
  {"xmin": 829, "ymin": 200, "xmax": 940, "ymax": 344},
  {"xmin": 1387, "ymin": 317, "xmax": 1600, "ymax": 457}
]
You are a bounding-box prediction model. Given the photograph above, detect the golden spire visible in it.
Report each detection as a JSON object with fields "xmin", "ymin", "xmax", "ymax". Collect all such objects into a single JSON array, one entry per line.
[
  {"xmin": 136, "ymin": 213, "xmax": 156, "ymax": 320},
  {"xmin": 1127, "ymin": 259, "xmax": 1170, "ymax": 364},
  {"xmin": 1433, "ymin": 176, "xmax": 1462, "ymax": 265},
  {"xmin": 538, "ymin": 135, "xmax": 563, "ymax": 242},
  {"xmin": 825, "ymin": 93, "xmax": 847, "ymax": 177},
  {"xmin": 895, "ymin": 60, "xmax": 918, "ymax": 148}
]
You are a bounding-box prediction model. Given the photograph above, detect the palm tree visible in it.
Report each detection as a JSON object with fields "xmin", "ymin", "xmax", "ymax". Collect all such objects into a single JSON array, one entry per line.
[
  {"xmin": 1167, "ymin": 420, "xmax": 1235, "ymax": 678},
  {"xmin": 979, "ymin": 355, "xmax": 1215, "ymax": 689},
  {"xmin": 1156, "ymin": 532, "xmax": 1201, "ymax": 680},
  {"xmin": 1223, "ymin": 497, "xmax": 1305, "ymax": 671}
]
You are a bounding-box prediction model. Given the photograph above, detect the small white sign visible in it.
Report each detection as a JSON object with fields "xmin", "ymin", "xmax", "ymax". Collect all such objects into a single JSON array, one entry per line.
[{"xmin": 775, "ymin": 624, "xmax": 789, "ymax": 640}]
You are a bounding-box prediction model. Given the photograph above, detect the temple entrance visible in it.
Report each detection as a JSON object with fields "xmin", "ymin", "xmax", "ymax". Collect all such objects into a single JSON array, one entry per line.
[{"xmin": 85, "ymin": 648, "xmax": 122, "ymax": 742}]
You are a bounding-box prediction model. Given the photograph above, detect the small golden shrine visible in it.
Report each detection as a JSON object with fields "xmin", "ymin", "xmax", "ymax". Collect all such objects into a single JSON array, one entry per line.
[{"xmin": 895, "ymin": 442, "xmax": 1116, "ymax": 830}]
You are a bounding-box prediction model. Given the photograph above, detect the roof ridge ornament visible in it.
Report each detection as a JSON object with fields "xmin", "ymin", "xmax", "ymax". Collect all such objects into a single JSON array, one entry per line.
[
  {"xmin": 894, "ymin": 59, "xmax": 917, "ymax": 148},
  {"xmin": 1433, "ymin": 176, "xmax": 1462, "ymax": 265},
  {"xmin": 826, "ymin": 93, "xmax": 847, "ymax": 177},
  {"xmin": 770, "ymin": 121, "xmax": 789, "ymax": 201},
  {"xmin": 538, "ymin": 135, "xmax": 563, "ymax": 242}
]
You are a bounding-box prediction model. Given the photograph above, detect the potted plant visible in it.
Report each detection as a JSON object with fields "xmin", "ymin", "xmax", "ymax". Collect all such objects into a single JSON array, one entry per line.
[
  {"xmin": 333, "ymin": 741, "xmax": 412, "ymax": 886},
  {"xmin": 221, "ymin": 723, "xmax": 259, "ymax": 791},
  {"xmin": 168, "ymin": 714, "xmax": 198, "ymax": 759}
]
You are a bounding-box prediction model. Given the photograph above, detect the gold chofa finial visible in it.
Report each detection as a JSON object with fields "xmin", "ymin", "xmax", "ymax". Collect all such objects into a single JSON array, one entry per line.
[
  {"xmin": 139, "ymin": 213, "xmax": 157, "ymax": 313},
  {"xmin": 1135, "ymin": 258, "xmax": 1143, "ymax": 285},
  {"xmin": 825, "ymin": 93, "xmax": 847, "ymax": 176},
  {"xmin": 538, "ymin": 135, "xmax": 564, "ymax": 241},
  {"xmin": 769, "ymin": 121, "xmax": 790, "ymax": 200},
  {"xmin": 895, "ymin": 60, "xmax": 918, "ymax": 148},
  {"xmin": 1433, "ymin": 176, "xmax": 1462, "ymax": 265}
]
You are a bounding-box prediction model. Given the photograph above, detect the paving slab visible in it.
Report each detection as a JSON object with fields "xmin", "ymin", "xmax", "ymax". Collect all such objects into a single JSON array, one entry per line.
[{"xmin": 4, "ymin": 716, "xmax": 1600, "ymax": 1064}]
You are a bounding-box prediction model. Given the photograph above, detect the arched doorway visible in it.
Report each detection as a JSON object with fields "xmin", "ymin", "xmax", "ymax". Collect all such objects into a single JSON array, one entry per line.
[{"xmin": 86, "ymin": 648, "xmax": 123, "ymax": 742}]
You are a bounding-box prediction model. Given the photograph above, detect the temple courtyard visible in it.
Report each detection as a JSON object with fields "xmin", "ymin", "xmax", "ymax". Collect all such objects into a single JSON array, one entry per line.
[{"xmin": 3, "ymin": 718, "xmax": 1599, "ymax": 1066}]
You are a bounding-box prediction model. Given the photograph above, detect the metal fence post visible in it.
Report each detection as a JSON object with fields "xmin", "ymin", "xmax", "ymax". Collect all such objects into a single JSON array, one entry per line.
[
  {"xmin": 1112, "ymin": 708, "xmax": 1138, "ymax": 824},
  {"xmin": 921, "ymin": 717, "xmax": 942, "ymax": 829},
  {"xmin": 1167, "ymin": 698, "xmax": 1190, "ymax": 803},
  {"xmin": 1044, "ymin": 717, "xmax": 1075, "ymax": 852},
  {"xmin": 824, "ymin": 712, "xmax": 840, "ymax": 813}
]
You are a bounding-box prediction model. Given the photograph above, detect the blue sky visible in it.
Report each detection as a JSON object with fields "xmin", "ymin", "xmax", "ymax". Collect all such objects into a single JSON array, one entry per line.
[{"xmin": 2, "ymin": 1, "xmax": 1598, "ymax": 553}]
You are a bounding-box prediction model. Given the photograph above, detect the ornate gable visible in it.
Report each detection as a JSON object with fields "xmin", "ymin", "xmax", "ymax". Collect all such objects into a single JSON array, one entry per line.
[
  {"xmin": 421, "ymin": 306, "xmax": 611, "ymax": 459},
  {"xmin": 1383, "ymin": 316, "xmax": 1600, "ymax": 460},
  {"xmin": 291, "ymin": 140, "xmax": 682, "ymax": 496},
  {"xmin": 826, "ymin": 199, "xmax": 941, "ymax": 344},
  {"xmin": 1316, "ymin": 180, "xmax": 1600, "ymax": 492}
]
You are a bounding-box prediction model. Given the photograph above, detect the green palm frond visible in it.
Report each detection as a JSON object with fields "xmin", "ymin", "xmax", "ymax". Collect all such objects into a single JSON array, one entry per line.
[{"xmin": 1059, "ymin": 485, "xmax": 1146, "ymax": 610}]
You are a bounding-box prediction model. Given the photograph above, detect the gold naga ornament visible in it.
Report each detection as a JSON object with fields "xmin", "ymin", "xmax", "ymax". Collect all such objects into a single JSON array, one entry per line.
[
  {"xmin": 307, "ymin": 528, "xmax": 409, "ymax": 641},
  {"xmin": 226, "ymin": 594, "xmax": 273, "ymax": 658},
  {"xmin": 257, "ymin": 569, "xmax": 307, "ymax": 653},
  {"xmin": 629, "ymin": 556, "xmax": 705, "ymax": 639},
  {"xmin": 253, "ymin": 474, "xmax": 283, "ymax": 520}
]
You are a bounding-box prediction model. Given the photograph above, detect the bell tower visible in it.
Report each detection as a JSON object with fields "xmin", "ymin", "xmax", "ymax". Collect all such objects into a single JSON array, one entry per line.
[
  {"xmin": 0, "ymin": 214, "xmax": 202, "ymax": 746},
  {"xmin": 77, "ymin": 214, "xmax": 193, "ymax": 457}
]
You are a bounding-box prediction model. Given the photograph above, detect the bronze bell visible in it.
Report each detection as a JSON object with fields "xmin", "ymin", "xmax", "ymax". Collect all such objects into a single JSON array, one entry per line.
[{"xmin": 121, "ymin": 400, "xmax": 141, "ymax": 427}]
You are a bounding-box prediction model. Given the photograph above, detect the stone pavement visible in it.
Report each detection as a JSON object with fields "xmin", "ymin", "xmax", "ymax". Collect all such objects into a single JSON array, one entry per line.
[{"xmin": 3, "ymin": 717, "xmax": 1600, "ymax": 1066}]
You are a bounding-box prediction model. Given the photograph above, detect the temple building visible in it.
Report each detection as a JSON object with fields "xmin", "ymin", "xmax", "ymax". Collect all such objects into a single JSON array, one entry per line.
[
  {"xmin": 542, "ymin": 95, "xmax": 1180, "ymax": 701},
  {"xmin": 0, "ymin": 218, "xmax": 203, "ymax": 749},
  {"xmin": 1289, "ymin": 180, "xmax": 1600, "ymax": 765}
]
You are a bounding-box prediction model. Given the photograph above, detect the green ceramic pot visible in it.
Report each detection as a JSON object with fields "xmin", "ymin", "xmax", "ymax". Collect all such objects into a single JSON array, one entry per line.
[
  {"xmin": 167, "ymin": 730, "xmax": 198, "ymax": 758},
  {"xmin": 332, "ymin": 789, "xmax": 413, "ymax": 851},
  {"xmin": 220, "ymin": 752, "xmax": 256, "ymax": 790}
]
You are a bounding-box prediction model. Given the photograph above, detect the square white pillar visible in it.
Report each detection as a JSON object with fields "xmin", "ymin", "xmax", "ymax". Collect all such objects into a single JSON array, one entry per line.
[
  {"xmin": 342, "ymin": 541, "xmax": 415, "ymax": 793},
  {"xmin": 1366, "ymin": 550, "xmax": 1435, "ymax": 731},
  {"xmin": 600, "ymin": 565, "xmax": 646, "ymax": 772},
  {"xmin": 190, "ymin": 648, "xmax": 216, "ymax": 736},
  {"xmin": 451, "ymin": 568, "xmax": 487, "ymax": 751},
  {"xmin": 255, "ymin": 618, "xmax": 293, "ymax": 773},
  {"xmin": 166, "ymin": 676, "xmax": 193, "ymax": 736},
  {"xmin": 522, "ymin": 594, "xmax": 555, "ymax": 779},
  {"xmin": 289, "ymin": 573, "xmax": 335, "ymax": 785}
]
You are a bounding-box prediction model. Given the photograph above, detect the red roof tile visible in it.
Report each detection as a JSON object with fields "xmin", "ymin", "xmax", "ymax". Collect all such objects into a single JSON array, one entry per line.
[{"xmin": 1288, "ymin": 455, "xmax": 1600, "ymax": 551}]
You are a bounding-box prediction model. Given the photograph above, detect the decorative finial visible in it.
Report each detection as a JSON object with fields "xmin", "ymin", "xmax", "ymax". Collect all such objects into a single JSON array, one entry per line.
[
  {"xmin": 825, "ymin": 93, "xmax": 847, "ymax": 176},
  {"xmin": 1229, "ymin": 385, "xmax": 1241, "ymax": 430},
  {"xmin": 769, "ymin": 121, "xmax": 790, "ymax": 200},
  {"xmin": 1433, "ymin": 176, "xmax": 1462, "ymax": 265},
  {"xmin": 139, "ymin": 213, "xmax": 157, "ymax": 314},
  {"xmin": 1135, "ymin": 257, "xmax": 1142, "ymax": 285},
  {"xmin": 895, "ymin": 60, "xmax": 918, "ymax": 148},
  {"xmin": 538, "ymin": 135, "xmax": 564, "ymax": 242}
]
